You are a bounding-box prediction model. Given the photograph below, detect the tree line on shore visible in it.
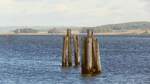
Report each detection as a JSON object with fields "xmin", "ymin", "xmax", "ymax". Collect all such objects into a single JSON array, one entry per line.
[{"xmin": 12, "ymin": 21, "xmax": 150, "ymax": 34}]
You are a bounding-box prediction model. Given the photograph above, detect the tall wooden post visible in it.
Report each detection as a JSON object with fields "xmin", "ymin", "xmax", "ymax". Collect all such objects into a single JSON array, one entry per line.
[
  {"xmin": 82, "ymin": 37, "xmax": 88, "ymax": 74},
  {"xmin": 86, "ymin": 30, "xmax": 93, "ymax": 73},
  {"xmin": 67, "ymin": 29, "xmax": 72, "ymax": 66},
  {"xmin": 73, "ymin": 35, "xmax": 80, "ymax": 66},
  {"xmin": 81, "ymin": 29, "xmax": 102, "ymax": 75},
  {"xmin": 62, "ymin": 29, "xmax": 72, "ymax": 67},
  {"xmin": 82, "ymin": 30, "xmax": 93, "ymax": 74}
]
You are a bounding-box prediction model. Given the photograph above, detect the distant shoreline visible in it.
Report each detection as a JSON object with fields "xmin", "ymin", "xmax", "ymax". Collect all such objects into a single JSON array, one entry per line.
[
  {"xmin": 0, "ymin": 29, "xmax": 150, "ymax": 36},
  {"xmin": 0, "ymin": 31, "xmax": 150, "ymax": 36}
]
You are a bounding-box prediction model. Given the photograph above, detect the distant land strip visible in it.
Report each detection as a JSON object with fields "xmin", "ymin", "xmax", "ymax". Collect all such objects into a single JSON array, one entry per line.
[{"xmin": 1, "ymin": 21, "xmax": 150, "ymax": 35}]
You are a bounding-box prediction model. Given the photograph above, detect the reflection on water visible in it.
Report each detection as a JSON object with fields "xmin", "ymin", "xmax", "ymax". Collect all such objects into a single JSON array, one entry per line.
[{"xmin": 0, "ymin": 35, "xmax": 150, "ymax": 84}]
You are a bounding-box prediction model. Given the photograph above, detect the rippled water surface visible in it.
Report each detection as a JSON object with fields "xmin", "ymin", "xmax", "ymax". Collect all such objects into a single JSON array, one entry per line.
[{"xmin": 0, "ymin": 35, "xmax": 150, "ymax": 84}]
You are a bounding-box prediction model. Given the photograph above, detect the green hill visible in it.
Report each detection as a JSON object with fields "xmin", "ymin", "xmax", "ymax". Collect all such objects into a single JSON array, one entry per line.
[{"xmin": 81, "ymin": 21, "xmax": 150, "ymax": 33}]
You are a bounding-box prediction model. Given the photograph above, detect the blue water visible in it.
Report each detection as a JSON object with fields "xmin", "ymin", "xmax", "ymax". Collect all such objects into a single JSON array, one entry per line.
[{"xmin": 0, "ymin": 35, "xmax": 150, "ymax": 84}]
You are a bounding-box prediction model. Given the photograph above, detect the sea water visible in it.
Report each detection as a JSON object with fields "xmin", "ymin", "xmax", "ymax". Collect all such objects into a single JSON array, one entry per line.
[{"xmin": 0, "ymin": 35, "xmax": 149, "ymax": 84}]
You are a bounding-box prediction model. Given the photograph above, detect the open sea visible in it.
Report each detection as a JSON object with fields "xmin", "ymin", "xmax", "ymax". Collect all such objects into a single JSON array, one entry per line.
[{"xmin": 0, "ymin": 35, "xmax": 150, "ymax": 84}]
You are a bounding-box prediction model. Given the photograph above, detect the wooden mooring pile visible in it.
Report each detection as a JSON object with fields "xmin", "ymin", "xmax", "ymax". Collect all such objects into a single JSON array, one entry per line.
[{"xmin": 62, "ymin": 29, "xmax": 102, "ymax": 75}]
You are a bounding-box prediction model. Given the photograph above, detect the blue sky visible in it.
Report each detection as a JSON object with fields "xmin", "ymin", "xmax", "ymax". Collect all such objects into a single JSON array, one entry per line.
[{"xmin": 0, "ymin": 0, "xmax": 150, "ymax": 28}]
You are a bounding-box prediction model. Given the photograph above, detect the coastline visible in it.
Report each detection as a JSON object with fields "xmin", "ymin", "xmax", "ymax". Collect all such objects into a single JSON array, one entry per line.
[
  {"xmin": 0, "ymin": 29, "xmax": 150, "ymax": 36},
  {"xmin": 0, "ymin": 33, "xmax": 149, "ymax": 36}
]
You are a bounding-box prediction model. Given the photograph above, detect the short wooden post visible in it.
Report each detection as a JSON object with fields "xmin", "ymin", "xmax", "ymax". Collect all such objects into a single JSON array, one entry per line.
[
  {"xmin": 95, "ymin": 39, "xmax": 102, "ymax": 73},
  {"xmin": 92, "ymin": 37, "xmax": 101, "ymax": 74},
  {"xmin": 62, "ymin": 36, "xmax": 68, "ymax": 67},
  {"xmin": 73, "ymin": 35, "xmax": 80, "ymax": 66}
]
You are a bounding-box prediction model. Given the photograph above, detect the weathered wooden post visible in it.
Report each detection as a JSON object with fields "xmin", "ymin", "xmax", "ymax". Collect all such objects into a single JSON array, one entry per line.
[
  {"xmin": 81, "ymin": 38, "xmax": 87, "ymax": 74},
  {"xmin": 62, "ymin": 36, "xmax": 68, "ymax": 67},
  {"xmin": 67, "ymin": 29, "xmax": 72, "ymax": 66},
  {"xmin": 73, "ymin": 35, "xmax": 80, "ymax": 66},
  {"xmin": 95, "ymin": 39, "xmax": 102, "ymax": 73},
  {"xmin": 62, "ymin": 29, "xmax": 72, "ymax": 67},
  {"xmin": 82, "ymin": 29, "xmax": 102, "ymax": 75},
  {"xmin": 92, "ymin": 37, "xmax": 101, "ymax": 74},
  {"xmin": 82, "ymin": 30, "xmax": 93, "ymax": 74}
]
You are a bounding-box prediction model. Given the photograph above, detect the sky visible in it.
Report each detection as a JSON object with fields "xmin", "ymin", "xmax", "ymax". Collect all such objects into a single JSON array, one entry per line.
[{"xmin": 0, "ymin": 0, "xmax": 150, "ymax": 28}]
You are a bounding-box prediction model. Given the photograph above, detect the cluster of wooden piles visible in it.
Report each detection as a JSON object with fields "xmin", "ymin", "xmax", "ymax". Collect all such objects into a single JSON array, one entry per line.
[
  {"xmin": 62, "ymin": 29, "xmax": 102, "ymax": 75},
  {"xmin": 62, "ymin": 29, "xmax": 80, "ymax": 67}
]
